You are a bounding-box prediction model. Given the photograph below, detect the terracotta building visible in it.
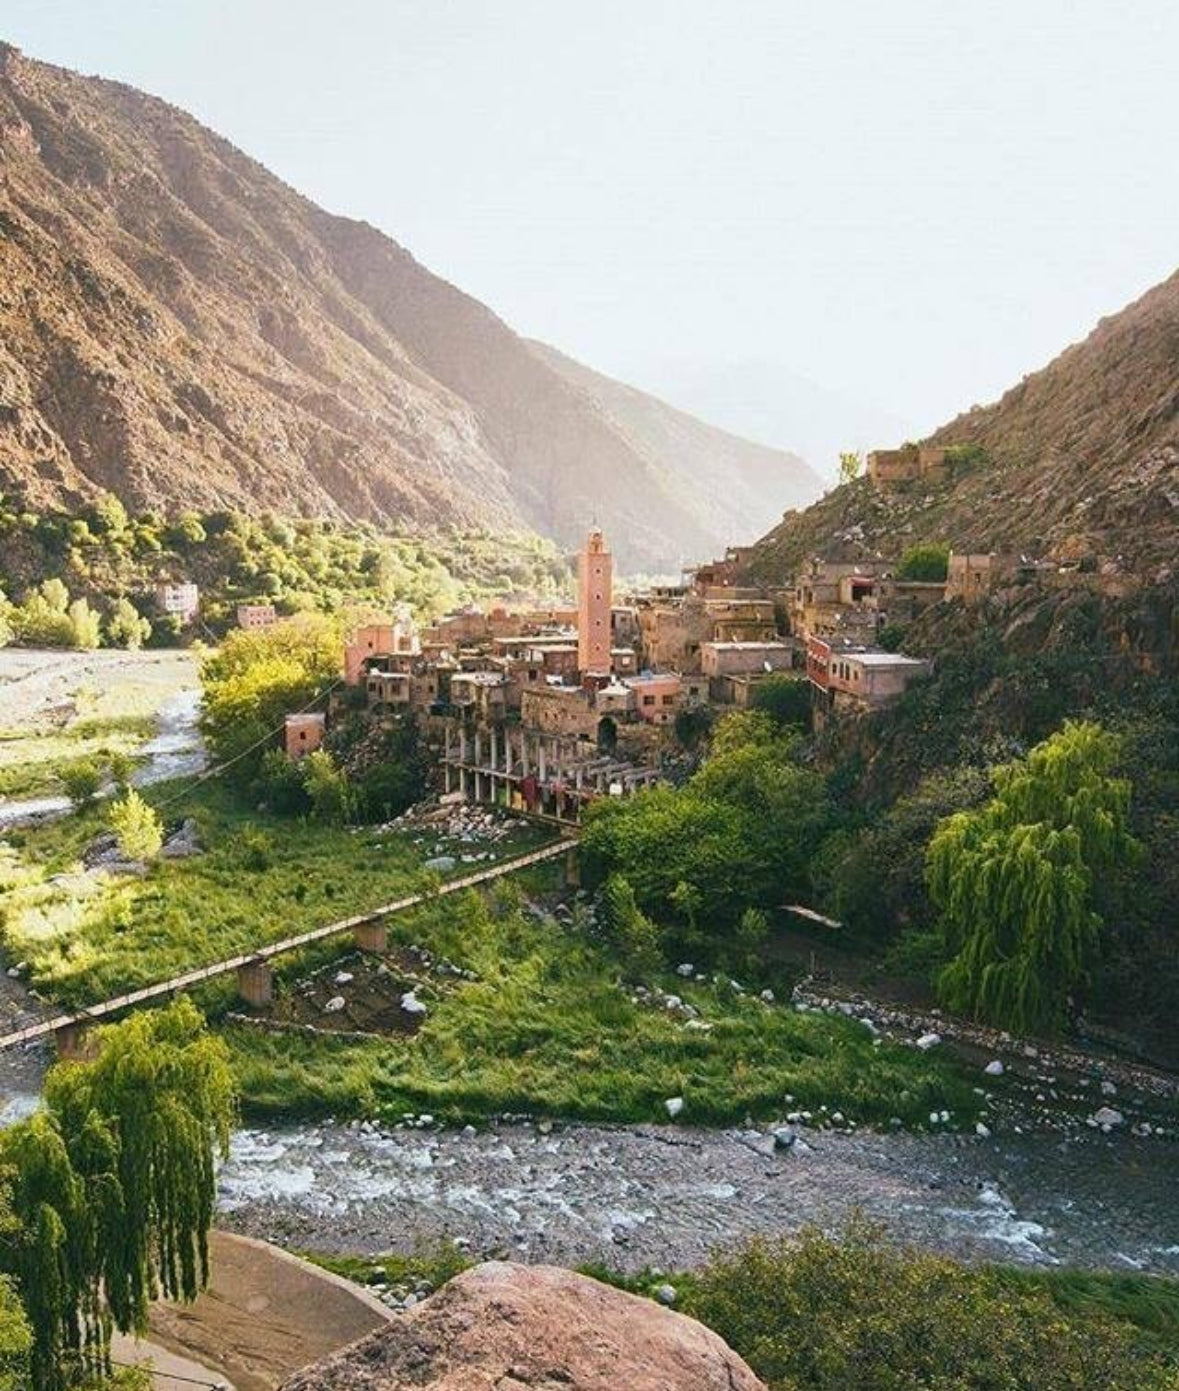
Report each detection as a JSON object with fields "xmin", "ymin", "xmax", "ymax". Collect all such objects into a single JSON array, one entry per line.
[
  {"xmin": 236, "ymin": 602, "xmax": 277, "ymax": 630},
  {"xmin": 344, "ymin": 612, "xmax": 420, "ymax": 685},
  {"xmin": 284, "ymin": 712, "xmax": 326, "ymax": 759},
  {"xmin": 866, "ymin": 444, "xmax": 949, "ymax": 492},
  {"xmin": 578, "ymin": 528, "xmax": 614, "ymax": 675}
]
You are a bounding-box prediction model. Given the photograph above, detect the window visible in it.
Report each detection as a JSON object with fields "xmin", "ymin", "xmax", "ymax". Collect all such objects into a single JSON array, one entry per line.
[
  {"xmin": 643, "ymin": 695, "xmax": 655, "ymax": 707},
  {"xmin": 662, "ymin": 694, "xmax": 675, "ymax": 706}
]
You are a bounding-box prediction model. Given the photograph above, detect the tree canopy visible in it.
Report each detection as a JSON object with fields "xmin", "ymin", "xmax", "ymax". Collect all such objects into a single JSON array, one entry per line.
[
  {"xmin": 928, "ymin": 721, "xmax": 1139, "ymax": 1033},
  {"xmin": 0, "ymin": 1000, "xmax": 235, "ymax": 1391}
]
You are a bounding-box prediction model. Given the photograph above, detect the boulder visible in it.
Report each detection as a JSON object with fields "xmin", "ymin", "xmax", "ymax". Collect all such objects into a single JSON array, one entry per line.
[
  {"xmin": 161, "ymin": 817, "xmax": 202, "ymax": 858},
  {"xmin": 278, "ymin": 1262, "xmax": 766, "ymax": 1390},
  {"xmin": 664, "ymin": 1096, "xmax": 685, "ymax": 1119},
  {"xmin": 983, "ymin": 1060, "xmax": 1004, "ymax": 1077}
]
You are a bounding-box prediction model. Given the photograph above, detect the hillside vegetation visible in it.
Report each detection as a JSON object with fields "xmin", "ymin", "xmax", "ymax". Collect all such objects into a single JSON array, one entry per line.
[{"xmin": 0, "ymin": 496, "xmax": 569, "ymax": 645}]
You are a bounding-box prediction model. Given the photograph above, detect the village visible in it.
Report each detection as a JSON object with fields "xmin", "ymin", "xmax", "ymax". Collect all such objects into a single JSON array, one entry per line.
[{"xmin": 151, "ymin": 443, "xmax": 1100, "ymax": 825}]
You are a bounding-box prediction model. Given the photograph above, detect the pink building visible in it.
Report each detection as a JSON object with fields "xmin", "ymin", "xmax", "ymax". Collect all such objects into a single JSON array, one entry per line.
[
  {"xmin": 578, "ymin": 528, "xmax": 613, "ymax": 676},
  {"xmin": 284, "ymin": 712, "xmax": 326, "ymax": 759},
  {"xmin": 625, "ymin": 673, "xmax": 682, "ymax": 725},
  {"xmin": 344, "ymin": 614, "xmax": 420, "ymax": 685}
]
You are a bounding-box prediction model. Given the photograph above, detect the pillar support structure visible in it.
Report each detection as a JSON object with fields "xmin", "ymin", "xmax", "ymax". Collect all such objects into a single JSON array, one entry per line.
[
  {"xmin": 237, "ymin": 959, "xmax": 274, "ymax": 1009},
  {"xmin": 354, "ymin": 920, "xmax": 388, "ymax": 954}
]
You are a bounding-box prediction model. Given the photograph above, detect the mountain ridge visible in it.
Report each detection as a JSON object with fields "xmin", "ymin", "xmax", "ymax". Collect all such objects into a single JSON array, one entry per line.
[
  {"xmin": 0, "ymin": 41, "xmax": 819, "ymax": 571},
  {"xmin": 746, "ymin": 270, "xmax": 1179, "ymax": 582}
]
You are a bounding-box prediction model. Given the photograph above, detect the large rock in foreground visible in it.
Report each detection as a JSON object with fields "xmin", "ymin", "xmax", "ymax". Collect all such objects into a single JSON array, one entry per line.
[{"xmin": 279, "ymin": 1261, "xmax": 766, "ymax": 1391}]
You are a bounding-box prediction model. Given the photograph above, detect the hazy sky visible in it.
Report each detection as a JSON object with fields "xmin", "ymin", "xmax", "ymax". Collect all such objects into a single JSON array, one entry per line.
[{"xmin": 6, "ymin": 1, "xmax": 1179, "ymax": 471}]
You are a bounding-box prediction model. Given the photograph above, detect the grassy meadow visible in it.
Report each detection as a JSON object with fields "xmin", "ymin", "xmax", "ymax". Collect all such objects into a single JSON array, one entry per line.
[{"xmin": 0, "ymin": 777, "xmax": 980, "ymax": 1130}]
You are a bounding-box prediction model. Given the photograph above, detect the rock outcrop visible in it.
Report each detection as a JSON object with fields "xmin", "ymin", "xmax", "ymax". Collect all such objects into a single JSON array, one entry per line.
[{"xmin": 278, "ymin": 1261, "xmax": 766, "ymax": 1391}]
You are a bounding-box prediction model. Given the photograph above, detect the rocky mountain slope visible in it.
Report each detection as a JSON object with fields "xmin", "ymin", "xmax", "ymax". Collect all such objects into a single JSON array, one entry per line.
[
  {"xmin": 0, "ymin": 44, "xmax": 818, "ymax": 572},
  {"xmin": 279, "ymin": 1261, "xmax": 765, "ymax": 1391},
  {"xmin": 527, "ymin": 341, "xmax": 821, "ymax": 561},
  {"xmin": 747, "ymin": 271, "xmax": 1179, "ymax": 582}
]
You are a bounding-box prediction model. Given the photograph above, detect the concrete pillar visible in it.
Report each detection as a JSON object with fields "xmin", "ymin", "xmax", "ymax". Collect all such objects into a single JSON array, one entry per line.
[
  {"xmin": 521, "ymin": 731, "xmax": 531, "ymax": 776},
  {"xmin": 444, "ymin": 724, "xmax": 452, "ymax": 794},
  {"xmin": 55, "ymin": 1022, "xmax": 93, "ymax": 1062},
  {"xmin": 538, "ymin": 738, "xmax": 547, "ymax": 782},
  {"xmin": 564, "ymin": 846, "xmax": 581, "ymax": 887},
  {"xmin": 490, "ymin": 726, "xmax": 500, "ymax": 782},
  {"xmin": 354, "ymin": 921, "xmax": 388, "ymax": 954},
  {"xmin": 237, "ymin": 960, "xmax": 274, "ymax": 1008}
]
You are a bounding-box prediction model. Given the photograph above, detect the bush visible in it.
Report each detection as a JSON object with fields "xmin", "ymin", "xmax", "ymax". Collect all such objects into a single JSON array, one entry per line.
[
  {"xmin": 302, "ymin": 750, "xmax": 353, "ymax": 825},
  {"xmin": 60, "ymin": 759, "xmax": 104, "ymax": 808},
  {"xmin": 896, "ymin": 542, "xmax": 950, "ymax": 583},
  {"xmin": 109, "ymin": 789, "xmax": 164, "ymax": 861},
  {"xmin": 749, "ymin": 674, "xmax": 812, "ymax": 731},
  {"xmin": 688, "ymin": 1225, "xmax": 1175, "ymax": 1390}
]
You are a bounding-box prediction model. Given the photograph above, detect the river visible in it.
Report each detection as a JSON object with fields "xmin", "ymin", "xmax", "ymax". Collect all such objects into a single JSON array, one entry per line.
[{"xmin": 215, "ymin": 1115, "xmax": 1179, "ymax": 1275}]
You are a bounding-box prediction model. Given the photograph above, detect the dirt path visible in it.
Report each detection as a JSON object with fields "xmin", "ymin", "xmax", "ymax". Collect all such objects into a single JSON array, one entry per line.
[{"xmin": 145, "ymin": 1231, "xmax": 391, "ymax": 1391}]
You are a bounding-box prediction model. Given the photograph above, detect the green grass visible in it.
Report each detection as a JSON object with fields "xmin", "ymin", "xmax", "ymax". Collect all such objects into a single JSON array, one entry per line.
[
  {"xmin": 0, "ymin": 779, "xmax": 440, "ymax": 1003},
  {"xmin": 224, "ymin": 876, "xmax": 981, "ymax": 1130},
  {"xmin": 301, "ymin": 1243, "xmax": 471, "ymax": 1292},
  {"xmin": 3, "ymin": 779, "xmax": 980, "ymax": 1131}
]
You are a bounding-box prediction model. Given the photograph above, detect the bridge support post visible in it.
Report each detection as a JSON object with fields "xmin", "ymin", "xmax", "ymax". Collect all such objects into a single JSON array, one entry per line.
[
  {"xmin": 354, "ymin": 921, "xmax": 388, "ymax": 954},
  {"xmin": 55, "ymin": 1022, "xmax": 93, "ymax": 1062},
  {"xmin": 564, "ymin": 845, "xmax": 581, "ymax": 888},
  {"xmin": 237, "ymin": 960, "xmax": 274, "ymax": 1009}
]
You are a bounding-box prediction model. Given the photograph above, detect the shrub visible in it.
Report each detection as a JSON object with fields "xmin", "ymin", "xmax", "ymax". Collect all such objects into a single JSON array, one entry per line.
[
  {"xmin": 896, "ymin": 542, "xmax": 950, "ymax": 583},
  {"xmin": 60, "ymin": 759, "xmax": 104, "ymax": 808},
  {"xmin": 109, "ymin": 789, "xmax": 164, "ymax": 861},
  {"xmin": 689, "ymin": 1225, "xmax": 1175, "ymax": 1390}
]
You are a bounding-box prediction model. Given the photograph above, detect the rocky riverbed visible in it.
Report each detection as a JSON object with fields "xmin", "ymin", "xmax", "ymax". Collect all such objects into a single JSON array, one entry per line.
[{"xmin": 217, "ymin": 1115, "xmax": 1179, "ymax": 1276}]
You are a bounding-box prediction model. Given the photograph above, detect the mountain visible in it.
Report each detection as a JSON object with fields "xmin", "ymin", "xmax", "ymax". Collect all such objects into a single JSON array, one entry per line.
[
  {"xmin": 746, "ymin": 271, "xmax": 1179, "ymax": 582},
  {"xmin": 526, "ymin": 342, "xmax": 823, "ymax": 564},
  {"xmin": 0, "ymin": 44, "xmax": 820, "ymax": 573}
]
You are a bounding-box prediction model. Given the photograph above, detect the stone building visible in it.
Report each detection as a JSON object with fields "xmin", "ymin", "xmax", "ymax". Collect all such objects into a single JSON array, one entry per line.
[
  {"xmin": 344, "ymin": 611, "xmax": 420, "ymax": 685},
  {"xmin": 866, "ymin": 444, "xmax": 949, "ymax": 492}
]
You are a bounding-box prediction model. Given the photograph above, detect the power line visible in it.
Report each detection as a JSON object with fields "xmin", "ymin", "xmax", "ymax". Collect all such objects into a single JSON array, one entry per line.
[{"xmin": 149, "ymin": 675, "xmax": 344, "ymax": 815}]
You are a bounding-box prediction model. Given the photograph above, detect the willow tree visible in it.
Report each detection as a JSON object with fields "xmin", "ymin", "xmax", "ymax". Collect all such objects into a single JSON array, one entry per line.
[
  {"xmin": 0, "ymin": 1000, "xmax": 235, "ymax": 1391},
  {"xmin": 928, "ymin": 721, "xmax": 1138, "ymax": 1034}
]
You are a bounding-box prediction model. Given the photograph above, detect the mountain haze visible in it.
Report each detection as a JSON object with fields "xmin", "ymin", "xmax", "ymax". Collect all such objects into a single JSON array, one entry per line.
[
  {"xmin": 748, "ymin": 271, "xmax": 1179, "ymax": 581},
  {"xmin": 0, "ymin": 43, "xmax": 819, "ymax": 571}
]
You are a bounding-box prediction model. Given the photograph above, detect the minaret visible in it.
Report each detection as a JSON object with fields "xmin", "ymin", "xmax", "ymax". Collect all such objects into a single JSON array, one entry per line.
[{"xmin": 578, "ymin": 527, "xmax": 613, "ymax": 676}]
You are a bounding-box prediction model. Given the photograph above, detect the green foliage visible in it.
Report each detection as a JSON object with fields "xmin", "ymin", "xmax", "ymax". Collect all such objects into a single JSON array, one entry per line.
[
  {"xmin": 812, "ymin": 766, "xmax": 990, "ymax": 945},
  {"xmin": 749, "ymin": 674, "xmax": 812, "ymax": 732},
  {"xmin": 584, "ymin": 712, "xmax": 832, "ymax": 957},
  {"xmin": 104, "ymin": 599, "xmax": 151, "ymax": 651},
  {"xmin": 108, "ymin": 791, "xmax": 163, "ymax": 861},
  {"xmin": 0, "ymin": 501, "xmax": 569, "ymax": 646},
  {"xmin": 0, "ymin": 1001, "xmax": 234, "ymax": 1391},
  {"xmin": 0, "ymin": 1275, "xmax": 31, "ymax": 1391},
  {"xmin": 200, "ymin": 614, "xmax": 341, "ymax": 782},
  {"xmin": 929, "ymin": 721, "xmax": 1139, "ymax": 1033},
  {"xmin": 225, "ymin": 883, "xmax": 977, "ymax": 1129},
  {"xmin": 686, "ymin": 1225, "xmax": 1176, "ymax": 1390},
  {"xmin": 301, "ymin": 750, "xmax": 353, "ymax": 825},
  {"xmin": 838, "ymin": 450, "xmax": 863, "ymax": 485},
  {"xmin": 600, "ymin": 874, "xmax": 663, "ymax": 981},
  {"xmin": 896, "ymin": 541, "xmax": 950, "ymax": 583},
  {"xmin": 59, "ymin": 760, "xmax": 104, "ymax": 809}
]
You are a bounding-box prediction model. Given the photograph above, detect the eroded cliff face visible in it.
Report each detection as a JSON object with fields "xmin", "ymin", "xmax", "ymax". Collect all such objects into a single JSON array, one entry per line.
[
  {"xmin": 278, "ymin": 1261, "xmax": 767, "ymax": 1391},
  {"xmin": 0, "ymin": 43, "xmax": 818, "ymax": 570}
]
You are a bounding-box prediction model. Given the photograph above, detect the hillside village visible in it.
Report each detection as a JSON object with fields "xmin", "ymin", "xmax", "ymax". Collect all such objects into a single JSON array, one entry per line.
[{"xmin": 229, "ymin": 438, "xmax": 1147, "ymax": 824}]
